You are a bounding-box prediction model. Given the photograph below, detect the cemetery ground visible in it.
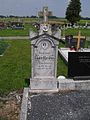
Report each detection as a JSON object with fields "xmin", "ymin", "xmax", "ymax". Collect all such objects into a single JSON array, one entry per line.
[
  {"xmin": 0, "ymin": 40, "xmax": 89, "ymax": 120},
  {"xmin": 0, "ymin": 22, "xmax": 90, "ymax": 119},
  {"xmin": 0, "ymin": 40, "xmax": 31, "ymax": 120}
]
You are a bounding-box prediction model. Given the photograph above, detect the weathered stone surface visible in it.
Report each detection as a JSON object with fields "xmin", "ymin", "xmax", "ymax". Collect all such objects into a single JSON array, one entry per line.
[
  {"xmin": 20, "ymin": 88, "xmax": 29, "ymax": 120},
  {"xmin": 30, "ymin": 34, "xmax": 59, "ymax": 90},
  {"xmin": 58, "ymin": 79, "xmax": 90, "ymax": 90},
  {"xmin": 30, "ymin": 78, "xmax": 57, "ymax": 90}
]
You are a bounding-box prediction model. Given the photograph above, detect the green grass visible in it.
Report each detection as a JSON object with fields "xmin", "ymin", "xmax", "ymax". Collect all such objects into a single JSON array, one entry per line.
[
  {"xmin": 63, "ymin": 28, "xmax": 90, "ymax": 36},
  {"xmin": 0, "ymin": 41, "xmax": 9, "ymax": 55},
  {"xmin": 0, "ymin": 40, "xmax": 31, "ymax": 96},
  {"xmin": 57, "ymin": 55, "xmax": 67, "ymax": 77},
  {"xmin": 0, "ymin": 29, "xmax": 28, "ymax": 37}
]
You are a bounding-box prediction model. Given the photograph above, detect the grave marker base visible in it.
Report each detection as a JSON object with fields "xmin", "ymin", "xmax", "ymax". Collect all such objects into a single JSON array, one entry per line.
[{"xmin": 30, "ymin": 78, "xmax": 58, "ymax": 90}]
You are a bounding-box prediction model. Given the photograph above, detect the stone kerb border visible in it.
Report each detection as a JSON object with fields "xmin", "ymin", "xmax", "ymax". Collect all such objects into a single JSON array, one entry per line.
[
  {"xmin": 58, "ymin": 79, "xmax": 90, "ymax": 90},
  {"xmin": 20, "ymin": 80, "xmax": 90, "ymax": 120},
  {"xmin": 20, "ymin": 88, "xmax": 29, "ymax": 120}
]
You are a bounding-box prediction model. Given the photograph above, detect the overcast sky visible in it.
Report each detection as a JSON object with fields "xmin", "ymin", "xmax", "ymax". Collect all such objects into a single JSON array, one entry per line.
[{"xmin": 0, "ymin": 0, "xmax": 89, "ymax": 17}]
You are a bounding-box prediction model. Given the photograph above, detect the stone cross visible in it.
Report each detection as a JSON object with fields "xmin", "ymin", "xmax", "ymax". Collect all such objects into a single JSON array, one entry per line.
[
  {"xmin": 73, "ymin": 31, "xmax": 86, "ymax": 50},
  {"xmin": 38, "ymin": 6, "xmax": 52, "ymax": 23}
]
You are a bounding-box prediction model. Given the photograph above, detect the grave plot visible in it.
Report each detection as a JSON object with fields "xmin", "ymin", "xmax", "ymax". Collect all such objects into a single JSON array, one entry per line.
[{"xmin": 0, "ymin": 41, "xmax": 9, "ymax": 56}]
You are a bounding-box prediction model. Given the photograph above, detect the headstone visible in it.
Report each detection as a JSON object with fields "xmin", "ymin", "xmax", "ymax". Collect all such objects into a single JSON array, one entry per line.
[
  {"xmin": 68, "ymin": 52, "xmax": 90, "ymax": 78},
  {"xmin": 29, "ymin": 6, "xmax": 64, "ymax": 91},
  {"xmin": 65, "ymin": 31, "xmax": 86, "ymax": 50},
  {"xmin": 30, "ymin": 34, "xmax": 59, "ymax": 90},
  {"xmin": 65, "ymin": 35, "xmax": 73, "ymax": 47}
]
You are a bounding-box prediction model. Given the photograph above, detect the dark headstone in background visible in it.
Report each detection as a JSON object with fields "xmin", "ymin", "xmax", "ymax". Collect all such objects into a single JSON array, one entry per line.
[
  {"xmin": 65, "ymin": 35, "xmax": 85, "ymax": 49},
  {"xmin": 68, "ymin": 52, "xmax": 90, "ymax": 78},
  {"xmin": 65, "ymin": 35, "xmax": 73, "ymax": 47}
]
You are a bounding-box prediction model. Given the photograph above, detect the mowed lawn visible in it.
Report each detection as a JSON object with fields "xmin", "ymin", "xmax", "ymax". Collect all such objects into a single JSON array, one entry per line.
[
  {"xmin": 0, "ymin": 40, "xmax": 31, "ymax": 96},
  {"xmin": 64, "ymin": 28, "xmax": 90, "ymax": 36},
  {"xmin": 0, "ymin": 40, "xmax": 67, "ymax": 96}
]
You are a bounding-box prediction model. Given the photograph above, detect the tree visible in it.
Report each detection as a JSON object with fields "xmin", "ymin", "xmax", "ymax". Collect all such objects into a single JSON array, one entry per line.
[{"xmin": 65, "ymin": 0, "xmax": 81, "ymax": 26}]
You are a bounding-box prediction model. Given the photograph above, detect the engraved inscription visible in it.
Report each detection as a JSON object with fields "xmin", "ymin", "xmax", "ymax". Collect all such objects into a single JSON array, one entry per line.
[
  {"xmin": 79, "ymin": 56, "xmax": 90, "ymax": 63},
  {"xmin": 34, "ymin": 39, "xmax": 55, "ymax": 77}
]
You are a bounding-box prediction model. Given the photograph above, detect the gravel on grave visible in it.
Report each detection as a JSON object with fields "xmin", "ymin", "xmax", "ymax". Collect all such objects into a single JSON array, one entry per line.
[{"xmin": 27, "ymin": 90, "xmax": 90, "ymax": 120}]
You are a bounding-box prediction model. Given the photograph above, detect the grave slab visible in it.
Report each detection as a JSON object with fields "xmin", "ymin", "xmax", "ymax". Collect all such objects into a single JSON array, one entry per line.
[{"xmin": 27, "ymin": 91, "xmax": 90, "ymax": 120}]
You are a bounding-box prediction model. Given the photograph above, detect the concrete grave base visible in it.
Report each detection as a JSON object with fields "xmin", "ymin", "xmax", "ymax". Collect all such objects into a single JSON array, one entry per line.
[
  {"xmin": 29, "ymin": 89, "xmax": 59, "ymax": 93},
  {"xmin": 30, "ymin": 78, "xmax": 58, "ymax": 90},
  {"xmin": 30, "ymin": 78, "xmax": 90, "ymax": 91}
]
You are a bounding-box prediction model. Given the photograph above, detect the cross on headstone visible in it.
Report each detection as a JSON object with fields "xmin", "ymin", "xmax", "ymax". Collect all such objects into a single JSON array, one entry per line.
[
  {"xmin": 38, "ymin": 6, "xmax": 52, "ymax": 23},
  {"xmin": 73, "ymin": 31, "xmax": 86, "ymax": 50}
]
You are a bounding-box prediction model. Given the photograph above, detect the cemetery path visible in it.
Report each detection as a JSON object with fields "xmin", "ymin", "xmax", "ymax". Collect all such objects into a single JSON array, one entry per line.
[
  {"xmin": 0, "ymin": 36, "xmax": 29, "ymax": 40},
  {"xmin": 0, "ymin": 36, "xmax": 90, "ymax": 41},
  {"xmin": 27, "ymin": 90, "xmax": 90, "ymax": 120}
]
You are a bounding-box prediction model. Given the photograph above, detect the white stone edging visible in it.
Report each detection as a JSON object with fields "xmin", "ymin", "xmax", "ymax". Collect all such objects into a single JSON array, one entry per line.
[
  {"xmin": 20, "ymin": 88, "xmax": 29, "ymax": 120},
  {"xmin": 58, "ymin": 79, "xmax": 90, "ymax": 90}
]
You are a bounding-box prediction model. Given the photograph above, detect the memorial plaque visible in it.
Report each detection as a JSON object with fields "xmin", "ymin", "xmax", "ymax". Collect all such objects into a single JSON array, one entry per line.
[{"xmin": 68, "ymin": 52, "xmax": 90, "ymax": 78}]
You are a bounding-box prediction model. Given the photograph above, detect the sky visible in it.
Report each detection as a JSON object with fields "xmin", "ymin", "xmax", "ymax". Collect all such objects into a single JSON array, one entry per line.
[{"xmin": 0, "ymin": 0, "xmax": 90, "ymax": 17}]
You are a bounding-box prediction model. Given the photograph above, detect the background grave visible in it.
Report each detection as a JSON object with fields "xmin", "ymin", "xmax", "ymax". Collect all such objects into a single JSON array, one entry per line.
[{"xmin": 68, "ymin": 52, "xmax": 90, "ymax": 78}]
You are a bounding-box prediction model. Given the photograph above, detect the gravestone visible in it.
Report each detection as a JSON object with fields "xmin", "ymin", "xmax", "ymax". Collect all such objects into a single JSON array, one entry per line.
[
  {"xmin": 65, "ymin": 31, "xmax": 86, "ymax": 50},
  {"xmin": 29, "ymin": 6, "xmax": 64, "ymax": 91},
  {"xmin": 68, "ymin": 52, "xmax": 90, "ymax": 78},
  {"xmin": 65, "ymin": 35, "xmax": 73, "ymax": 47},
  {"xmin": 30, "ymin": 34, "xmax": 59, "ymax": 90}
]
